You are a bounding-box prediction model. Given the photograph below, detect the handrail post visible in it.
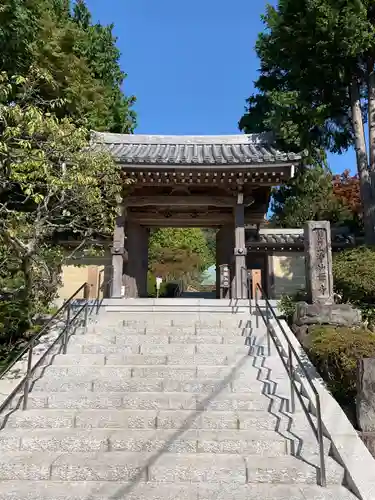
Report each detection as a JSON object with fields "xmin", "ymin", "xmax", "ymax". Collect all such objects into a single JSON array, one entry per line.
[
  {"xmin": 248, "ymin": 273, "xmax": 252, "ymax": 314},
  {"xmin": 316, "ymin": 395, "xmax": 327, "ymax": 487},
  {"xmin": 96, "ymin": 270, "xmax": 102, "ymax": 315},
  {"xmin": 63, "ymin": 303, "xmax": 71, "ymax": 355},
  {"xmin": 22, "ymin": 340, "xmax": 34, "ymax": 410},
  {"xmin": 265, "ymin": 299, "xmax": 271, "ymax": 357},
  {"xmin": 84, "ymin": 301, "xmax": 89, "ymax": 333},
  {"xmin": 288, "ymin": 344, "xmax": 295, "ymax": 413}
]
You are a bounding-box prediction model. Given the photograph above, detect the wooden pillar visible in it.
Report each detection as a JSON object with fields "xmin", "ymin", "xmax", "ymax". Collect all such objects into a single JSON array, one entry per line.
[
  {"xmin": 123, "ymin": 221, "xmax": 149, "ymax": 298},
  {"xmin": 216, "ymin": 225, "xmax": 234, "ymax": 298},
  {"xmin": 111, "ymin": 205, "xmax": 126, "ymax": 298},
  {"xmin": 266, "ymin": 253, "xmax": 275, "ymax": 299},
  {"xmin": 233, "ymin": 192, "xmax": 247, "ymax": 299}
]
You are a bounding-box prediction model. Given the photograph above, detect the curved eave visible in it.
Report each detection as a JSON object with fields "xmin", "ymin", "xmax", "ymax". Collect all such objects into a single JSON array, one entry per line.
[{"xmin": 117, "ymin": 161, "xmax": 297, "ymax": 171}]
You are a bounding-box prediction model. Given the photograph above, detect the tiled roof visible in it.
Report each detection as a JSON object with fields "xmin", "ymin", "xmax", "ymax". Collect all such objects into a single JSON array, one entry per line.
[
  {"xmin": 91, "ymin": 132, "xmax": 302, "ymax": 166},
  {"xmin": 246, "ymin": 229, "xmax": 355, "ymax": 247}
]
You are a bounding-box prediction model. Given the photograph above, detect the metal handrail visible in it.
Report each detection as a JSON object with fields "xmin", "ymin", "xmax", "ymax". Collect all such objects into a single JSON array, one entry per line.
[
  {"xmin": 95, "ymin": 266, "xmax": 114, "ymax": 315},
  {"xmin": 254, "ymin": 283, "xmax": 326, "ymax": 487},
  {"xmin": 240, "ymin": 266, "xmax": 251, "ymax": 313},
  {"xmin": 0, "ymin": 283, "xmax": 91, "ymax": 413}
]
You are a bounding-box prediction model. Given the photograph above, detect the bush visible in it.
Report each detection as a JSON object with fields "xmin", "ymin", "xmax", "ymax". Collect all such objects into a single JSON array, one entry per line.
[
  {"xmin": 278, "ymin": 290, "xmax": 308, "ymax": 323},
  {"xmin": 306, "ymin": 325, "xmax": 375, "ymax": 408},
  {"xmin": 147, "ymin": 273, "xmax": 166, "ymax": 298},
  {"xmin": 333, "ymin": 246, "xmax": 375, "ymax": 326},
  {"xmin": 147, "ymin": 273, "xmax": 180, "ymax": 298}
]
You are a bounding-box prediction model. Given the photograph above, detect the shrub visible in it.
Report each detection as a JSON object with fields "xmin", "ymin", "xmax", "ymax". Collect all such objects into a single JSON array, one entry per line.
[
  {"xmin": 306, "ymin": 325, "xmax": 375, "ymax": 408},
  {"xmin": 278, "ymin": 289, "xmax": 308, "ymax": 324},
  {"xmin": 147, "ymin": 273, "xmax": 180, "ymax": 298},
  {"xmin": 333, "ymin": 246, "xmax": 375, "ymax": 326}
]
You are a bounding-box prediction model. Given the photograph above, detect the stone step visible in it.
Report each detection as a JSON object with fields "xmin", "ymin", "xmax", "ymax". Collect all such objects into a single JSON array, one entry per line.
[
  {"xmin": 106, "ymin": 306, "xmax": 251, "ymax": 313},
  {"xmin": 66, "ymin": 343, "xmax": 258, "ymax": 355},
  {"xmin": 87, "ymin": 327, "xmax": 250, "ymax": 336},
  {"xmin": 0, "ymin": 482, "xmax": 358, "ymax": 500},
  {"xmin": 30, "ymin": 375, "xmax": 297, "ymax": 394},
  {"xmin": 4, "ymin": 409, "xmax": 316, "ymax": 433},
  {"xmin": 0, "ymin": 451, "xmax": 343, "ymax": 484},
  {"xmin": 121, "ymin": 317, "xmax": 251, "ymax": 326},
  {"xmin": 52, "ymin": 352, "xmax": 285, "ymax": 367},
  {"xmin": 67, "ymin": 334, "xmax": 252, "ymax": 346},
  {"xmin": 51, "ymin": 353, "xmax": 247, "ymax": 366},
  {"xmin": 94, "ymin": 316, "xmax": 249, "ymax": 328},
  {"xmin": 41, "ymin": 364, "xmax": 289, "ymax": 382},
  {"xmin": 0, "ymin": 428, "xmax": 293, "ymax": 455},
  {"xmin": 19, "ymin": 391, "xmax": 275, "ymax": 411}
]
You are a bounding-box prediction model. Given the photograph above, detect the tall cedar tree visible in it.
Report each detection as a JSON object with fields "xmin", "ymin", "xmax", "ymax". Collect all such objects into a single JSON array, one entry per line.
[
  {"xmin": 239, "ymin": 0, "xmax": 375, "ymax": 243},
  {"xmin": 0, "ymin": 0, "xmax": 136, "ymax": 132}
]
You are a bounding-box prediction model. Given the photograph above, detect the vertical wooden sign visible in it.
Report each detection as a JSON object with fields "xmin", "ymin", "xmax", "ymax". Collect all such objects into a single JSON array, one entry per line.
[{"xmin": 251, "ymin": 269, "xmax": 262, "ymax": 299}]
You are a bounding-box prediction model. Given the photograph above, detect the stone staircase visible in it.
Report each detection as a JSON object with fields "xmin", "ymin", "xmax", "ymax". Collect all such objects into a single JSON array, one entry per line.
[{"xmin": 0, "ymin": 311, "xmax": 358, "ymax": 499}]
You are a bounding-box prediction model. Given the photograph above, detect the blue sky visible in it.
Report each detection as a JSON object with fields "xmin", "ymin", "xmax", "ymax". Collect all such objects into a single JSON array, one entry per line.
[{"xmin": 86, "ymin": 0, "xmax": 355, "ymax": 174}]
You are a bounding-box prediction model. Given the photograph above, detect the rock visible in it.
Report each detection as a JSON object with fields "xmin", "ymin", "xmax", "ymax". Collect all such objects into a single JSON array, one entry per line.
[
  {"xmin": 357, "ymin": 358, "xmax": 375, "ymax": 432},
  {"xmin": 293, "ymin": 301, "xmax": 361, "ymax": 327},
  {"xmin": 291, "ymin": 324, "xmax": 310, "ymax": 347},
  {"xmin": 359, "ymin": 432, "xmax": 375, "ymax": 458}
]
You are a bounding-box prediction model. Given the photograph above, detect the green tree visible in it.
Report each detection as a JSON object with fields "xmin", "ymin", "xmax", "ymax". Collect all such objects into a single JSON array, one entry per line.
[
  {"xmin": 269, "ymin": 165, "xmax": 355, "ymax": 228},
  {"xmin": 202, "ymin": 228, "xmax": 216, "ymax": 262},
  {"xmin": 72, "ymin": 0, "xmax": 136, "ymax": 132},
  {"xmin": 149, "ymin": 228, "xmax": 214, "ymax": 282},
  {"xmin": 239, "ymin": 0, "xmax": 375, "ymax": 243},
  {"xmin": 0, "ymin": 0, "xmax": 136, "ymax": 131},
  {"xmin": 0, "ymin": 71, "xmax": 127, "ymax": 324}
]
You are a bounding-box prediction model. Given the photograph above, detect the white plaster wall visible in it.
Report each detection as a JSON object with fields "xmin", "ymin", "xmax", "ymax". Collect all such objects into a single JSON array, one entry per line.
[
  {"xmin": 272, "ymin": 252, "xmax": 306, "ymax": 298},
  {"xmin": 58, "ymin": 254, "xmax": 111, "ymax": 300}
]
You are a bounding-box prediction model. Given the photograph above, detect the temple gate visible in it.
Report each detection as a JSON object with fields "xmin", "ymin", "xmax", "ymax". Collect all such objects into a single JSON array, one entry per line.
[{"xmin": 92, "ymin": 132, "xmax": 300, "ymax": 299}]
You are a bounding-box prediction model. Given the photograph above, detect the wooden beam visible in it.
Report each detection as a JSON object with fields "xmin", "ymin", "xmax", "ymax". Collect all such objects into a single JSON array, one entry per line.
[
  {"xmin": 128, "ymin": 180, "xmax": 283, "ymax": 187},
  {"xmin": 130, "ymin": 212, "xmax": 233, "ymax": 227},
  {"xmin": 125, "ymin": 196, "xmax": 236, "ymax": 207}
]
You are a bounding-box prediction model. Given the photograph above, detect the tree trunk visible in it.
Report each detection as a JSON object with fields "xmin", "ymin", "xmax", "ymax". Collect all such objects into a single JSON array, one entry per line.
[
  {"xmin": 350, "ymin": 79, "xmax": 375, "ymax": 245},
  {"xmin": 368, "ymin": 60, "xmax": 375, "ymax": 172}
]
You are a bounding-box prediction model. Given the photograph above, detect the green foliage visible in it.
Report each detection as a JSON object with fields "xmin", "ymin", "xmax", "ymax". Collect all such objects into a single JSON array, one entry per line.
[
  {"xmin": 0, "ymin": 0, "xmax": 136, "ymax": 363},
  {"xmin": 239, "ymin": 0, "xmax": 375, "ymax": 242},
  {"xmin": 239, "ymin": 0, "xmax": 371, "ymax": 154},
  {"xmin": 333, "ymin": 246, "xmax": 375, "ymax": 326},
  {"xmin": 71, "ymin": 0, "xmax": 136, "ymax": 132},
  {"xmin": 278, "ymin": 295, "xmax": 298, "ymax": 323},
  {"xmin": 147, "ymin": 272, "xmax": 166, "ymax": 298},
  {"xmin": 307, "ymin": 325, "xmax": 375, "ymax": 408},
  {"xmin": 0, "ymin": 298, "xmax": 30, "ymax": 345},
  {"xmin": 201, "ymin": 228, "xmax": 216, "ymax": 263},
  {"xmin": 149, "ymin": 228, "xmax": 214, "ymax": 283},
  {"xmin": 270, "ymin": 165, "xmax": 354, "ymax": 228},
  {"xmin": 0, "ymin": 0, "xmax": 136, "ymax": 132},
  {"xmin": 147, "ymin": 273, "xmax": 180, "ymax": 298},
  {"xmin": 278, "ymin": 290, "xmax": 307, "ymax": 323},
  {"xmin": 0, "ymin": 70, "xmax": 125, "ymax": 327}
]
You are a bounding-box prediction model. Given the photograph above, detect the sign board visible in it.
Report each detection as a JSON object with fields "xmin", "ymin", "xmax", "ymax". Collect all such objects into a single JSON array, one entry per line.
[
  {"xmin": 155, "ymin": 277, "xmax": 163, "ymax": 298},
  {"xmin": 220, "ymin": 265, "xmax": 230, "ymax": 289},
  {"xmin": 251, "ymin": 269, "xmax": 262, "ymax": 300}
]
